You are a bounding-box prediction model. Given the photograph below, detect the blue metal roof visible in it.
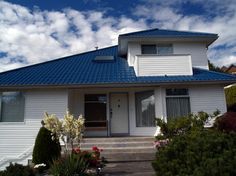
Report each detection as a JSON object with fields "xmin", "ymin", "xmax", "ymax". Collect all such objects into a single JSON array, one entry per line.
[
  {"xmin": 0, "ymin": 45, "xmax": 235, "ymax": 88},
  {"xmin": 119, "ymin": 28, "xmax": 218, "ymax": 38}
]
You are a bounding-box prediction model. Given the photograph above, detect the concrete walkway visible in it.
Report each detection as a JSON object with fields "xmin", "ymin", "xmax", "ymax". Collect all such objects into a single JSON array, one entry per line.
[{"xmin": 102, "ymin": 161, "xmax": 155, "ymax": 176}]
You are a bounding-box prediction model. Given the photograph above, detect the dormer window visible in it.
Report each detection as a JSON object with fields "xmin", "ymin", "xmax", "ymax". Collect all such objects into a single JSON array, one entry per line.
[
  {"xmin": 157, "ymin": 44, "xmax": 173, "ymax": 55},
  {"xmin": 141, "ymin": 45, "xmax": 157, "ymax": 54},
  {"xmin": 141, "ymin": 44, "xmax": 173, "ymax": 55}
]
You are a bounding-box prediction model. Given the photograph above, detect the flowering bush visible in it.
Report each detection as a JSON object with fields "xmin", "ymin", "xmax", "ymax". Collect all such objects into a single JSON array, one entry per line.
[
  {"xmin": 72, "ymin": 146, "xmax": 105, "ymax": 168},
  {"xmin": 49, "ymin": 146, "xmax": 105, "ymax": 176},
  {"xmin": 153, "ymin": 139, "xmax": 169, "ymax": 149},
  {"xmin": 43, "ymin": 111, "xmax": 85, "ymax": 153}
]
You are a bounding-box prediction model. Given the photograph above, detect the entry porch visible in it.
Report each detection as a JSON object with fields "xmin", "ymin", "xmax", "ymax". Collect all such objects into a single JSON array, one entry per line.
[{"xmin": 68, "ymin": 87, "xmax": 160, "ymax": 137}]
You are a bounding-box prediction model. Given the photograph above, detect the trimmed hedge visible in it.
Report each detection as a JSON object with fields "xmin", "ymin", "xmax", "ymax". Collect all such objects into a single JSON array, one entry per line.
[
  {"xmin": 32, "ymin": 126, "xmax": 61, "ymax": 167},
  {"xmin": 153, "ymin": 129, "xmax": 236, "ymax": 176}
]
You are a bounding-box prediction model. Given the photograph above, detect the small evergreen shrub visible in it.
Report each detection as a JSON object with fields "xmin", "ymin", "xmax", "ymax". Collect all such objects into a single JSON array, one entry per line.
[
  {"xmin": 0, "ymin": 163, "xmax": 35, "ymax": 176},
  {"xmin": 32, "ymin": 126, "xmax": 61, "ymax": 167}
]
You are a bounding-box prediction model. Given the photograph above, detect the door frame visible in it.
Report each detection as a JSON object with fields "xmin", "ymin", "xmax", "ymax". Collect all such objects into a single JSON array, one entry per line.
[{"xmin": 109, "ymin": 92, "xmax": 130, "ymax": 136}]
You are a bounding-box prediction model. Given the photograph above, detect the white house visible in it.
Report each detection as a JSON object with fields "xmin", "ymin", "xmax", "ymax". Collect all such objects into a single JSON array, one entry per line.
[{"xmin": 0, "ymin": 28, "xmax": 235, "ymax": 168}]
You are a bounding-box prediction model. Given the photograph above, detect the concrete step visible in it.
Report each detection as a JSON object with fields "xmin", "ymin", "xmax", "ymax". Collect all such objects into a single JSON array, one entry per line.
[
  {"xmin": 78, "ymin": 137, "xmax": 156, "ymax": 162},
  {"xmin": 81, "ymin": 137, "xmax": 154, "ymax": 143},
  {"xmin": 80, "ymin": 141, "xmax": 153, "ymax": 148}
]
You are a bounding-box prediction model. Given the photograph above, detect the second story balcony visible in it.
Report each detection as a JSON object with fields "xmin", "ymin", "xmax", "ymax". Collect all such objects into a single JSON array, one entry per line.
[{"xmin": 134, "ymin": 54, "xmax": 193, "ymax": 76}]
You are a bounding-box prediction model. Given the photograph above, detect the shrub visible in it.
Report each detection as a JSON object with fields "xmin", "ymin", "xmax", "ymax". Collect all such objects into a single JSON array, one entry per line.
[
  {"xmin": 43, "ymin": 111, "xmax": 85, "ymax": 154},
  {"xmin": 214, "ymin": 112, "xmax": 236, "ymax": 132},
  {"xmin": 156, "ymin": 111, "xmax": 218, "ymax": 138},
  {"xmin": 73, "ymin": 146, "xmax": 106, "ymax": 168},
  {"xmin": 152, "ymin": 129, "xmax": 236, "ymax": 176},
  {"xmin": 0, "ymin": 163, "xmax": 35, "ymax": 176},
  {"xmin": 49, "ymin": 154, "xmax": 89, "ymax": 176},
  {"xmin": 32, "ymin": 126, "xmax": 61, "ymax": 167}
]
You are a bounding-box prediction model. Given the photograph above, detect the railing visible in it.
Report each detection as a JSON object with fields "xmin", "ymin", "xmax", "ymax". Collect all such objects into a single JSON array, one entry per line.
[
  {"xmin": 0, "ymin": 146, "xmax": 33, "ymax": 170},
  {"xmin": 134, "ymin": 54, "xmax": 193, "ymax": 76}
]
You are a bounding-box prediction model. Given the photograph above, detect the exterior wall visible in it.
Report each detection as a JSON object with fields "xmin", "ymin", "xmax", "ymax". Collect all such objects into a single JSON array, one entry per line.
[
  {"xmin": 135, "ymin": 54, "xmax": 192, "ymax": 76},
  {"xmin": 128, "ymin": 42, "xmax": 209, "ymax": 70},
  {"xmin": 189, "ymin": 85, "xmax": 227, "ymax": 114},
  {"xmin": 127, "ymin": 43, "xmax": 141, "ymax": 66},
  {"xmin": 0, "ymin": 89, "xmax": 68, "ymax": 170},
  {"xmin": 174, "ymin": 43, "xmax": 209, "ymax": 69},
  {"xmin": 68, "ymin": 87, "xmax": 160, "ymax": 137},
  {"xmin": 25, "ymin": 89, "xmax": 68, "ymax": 120}
]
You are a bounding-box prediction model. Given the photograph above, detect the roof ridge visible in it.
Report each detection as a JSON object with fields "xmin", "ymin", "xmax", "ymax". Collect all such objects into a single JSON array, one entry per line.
[
  {"xmin": 119, "ymin": 28, "xmax": 218, "ymax": 37},
  {"xmin": 119, "ymin": 28, "xmax": 159, "ymax": 36},
  {"xmin": 0, "ymin": 45, "xmax": 118, "ymax": 75}
]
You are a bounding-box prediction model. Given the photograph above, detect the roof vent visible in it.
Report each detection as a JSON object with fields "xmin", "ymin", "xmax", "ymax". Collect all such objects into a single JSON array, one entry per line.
[{"xmin": 93, "ymin": 56, "xmax": 115, "ymax": 62}]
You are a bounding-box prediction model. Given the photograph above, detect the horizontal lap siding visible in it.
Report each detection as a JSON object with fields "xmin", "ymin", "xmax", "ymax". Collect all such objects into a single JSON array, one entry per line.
[
  {"xmin": 190, "ymin": 86, "xmax": 227, "ymax": 114},
  {"xmin": 25, "ymin": 90, "xmax": 68, "ymax": 120},
  {"xmin": 137, "ymin": 55, "xmax": 192, "ymax": 76},
  {"xmin": 0, "ymin": 89, "xmax": 68, "ymax": 169}
]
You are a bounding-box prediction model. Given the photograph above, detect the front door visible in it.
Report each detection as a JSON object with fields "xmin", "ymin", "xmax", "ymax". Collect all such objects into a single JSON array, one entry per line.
[{"xmin": 110, "ymin": 93, "xmax": 129, "ymax": 136}]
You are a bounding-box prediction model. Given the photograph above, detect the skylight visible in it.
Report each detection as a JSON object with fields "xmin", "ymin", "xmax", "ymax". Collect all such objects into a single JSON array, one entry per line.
[{"xmin": 93, "ymin": 56, "xmax": 114, "ymax": 62}]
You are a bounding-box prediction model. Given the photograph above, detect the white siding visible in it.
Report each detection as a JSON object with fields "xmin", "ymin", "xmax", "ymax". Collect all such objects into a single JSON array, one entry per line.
[
  {"xmin": 189, "ymin": 85, "xmax": 227, "ymax": 114},
  {"xmin": 25, "ymin": 90, "xmax": 68, "ymax": 120},
  {"xmin": 174, "ymin": 43, "xmax": 209, "ymax": 69},
  {"xmin": 127, "ymin": 42, "xmax": 209, "ymax": 72},
  {"xmin": 135, "ymin": 55, "xmax": 192, "ymax": 76},
  {"xmin": 127, "ymin": 43, "xmax": 141, "ymax": 66},
  {"xmin": 0, "ymin": 89, "xmax": 68, "ymax": 170}
]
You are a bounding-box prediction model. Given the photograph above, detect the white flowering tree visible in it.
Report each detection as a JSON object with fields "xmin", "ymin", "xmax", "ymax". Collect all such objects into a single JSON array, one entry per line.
[{"xmin": 43, "ymin": 111, "xmax": 85, "ymax": 154}]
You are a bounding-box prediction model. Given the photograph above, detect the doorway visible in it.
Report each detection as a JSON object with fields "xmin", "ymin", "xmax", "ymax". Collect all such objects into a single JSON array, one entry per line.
[{"xmin": 110, "ymin": 93, "xmax": 129, "ymax": 136}]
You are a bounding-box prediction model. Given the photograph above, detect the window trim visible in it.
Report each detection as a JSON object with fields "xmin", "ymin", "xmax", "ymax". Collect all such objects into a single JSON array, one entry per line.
[
  {"xmin": 135, "ymin": 90, "xmax": 156, "ymax": 127},
  {"xmin": 141, "ymin": 44, "xmax": 173, "ymax": 55},
  {"xmin": 0, "ymin": 91, "xmax": 25, "ymax": 123},
  {"xmin": 165, "ymin": 88, "xmax": 191, "ymax": 119}
]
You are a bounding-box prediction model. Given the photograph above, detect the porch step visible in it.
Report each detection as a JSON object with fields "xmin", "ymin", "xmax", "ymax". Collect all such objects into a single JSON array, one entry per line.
[{"xmin": 80, "ymin": 137, "xmax": 156, "ymax": 162}]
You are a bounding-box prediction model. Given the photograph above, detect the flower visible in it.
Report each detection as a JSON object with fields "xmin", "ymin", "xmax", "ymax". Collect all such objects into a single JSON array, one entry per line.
[
  {"xmin": 154, "ymin": 139, "xmax": 170, "ymax": 149},
  {"xmin": 92, "ymin": 146, "xmax": 99, "ymax": 152},
  {"xmin": 72, "ymin": 147, "xmax": 81, "ymax": 154}
]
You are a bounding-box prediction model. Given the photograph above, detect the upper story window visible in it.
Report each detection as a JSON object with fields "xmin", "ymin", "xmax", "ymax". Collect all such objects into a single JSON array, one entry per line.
[
  {"xmin": 0, "ymin": 92, "xmax": 25, "ymax": 122},
  {"xmin": 157, "ymin": 44, "xmax": 173, "ymax": 55},
  {"xmin": 141, "ymin": 44, "xmax": 173, "ymax": 55},
  {"xmin": 141, "ymin": 45, "xmax": 157, "ymax": 54}
]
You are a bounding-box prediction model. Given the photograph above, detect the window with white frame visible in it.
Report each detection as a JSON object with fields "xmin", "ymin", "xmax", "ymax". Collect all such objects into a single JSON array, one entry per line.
[
  {"xmin": 0, "ymin": 92, "xmax": 25, "ymax": 122},
  {"xmin": 135, "ymin": 90, "xmax": 155, "ymax": 127},
  {"xmin": 141, "ymin": 44, "xmax": 173, "ymax": 55},
  {"xmin": 166, "ymin": 88, "xmax": 190, "ymax": 119}
]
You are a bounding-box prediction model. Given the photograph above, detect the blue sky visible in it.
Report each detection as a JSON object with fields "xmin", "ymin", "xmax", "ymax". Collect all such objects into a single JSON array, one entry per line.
[{"xmin": 0, "ymin": 0, "xmax": 236, "ymax": 72}]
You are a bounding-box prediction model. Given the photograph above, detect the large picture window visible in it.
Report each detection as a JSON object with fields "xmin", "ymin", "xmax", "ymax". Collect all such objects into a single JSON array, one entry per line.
[
  {"xmin": 0, "ymin": 92, "xmax": 25, "ymax": 122},
  {"xmin": 84, "ymin": 94, "xmax": 107, "ymax": 127},
  {"xmin": 166, "ymin": 88, "xmax": 190, "ymax": 119},
  {"xmin": 135, "ymin": 91, "xmax": 155, "ymax": 127}
]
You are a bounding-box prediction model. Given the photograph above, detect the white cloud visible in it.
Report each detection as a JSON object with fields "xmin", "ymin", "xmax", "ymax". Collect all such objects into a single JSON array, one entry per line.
[
  {"xmin": 0, "ymin": 0, "xmax": 236, "ymax": 73},
  {"xmin": 134, "ymin": 0, "xmax": 236, "ymax": 67}
]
